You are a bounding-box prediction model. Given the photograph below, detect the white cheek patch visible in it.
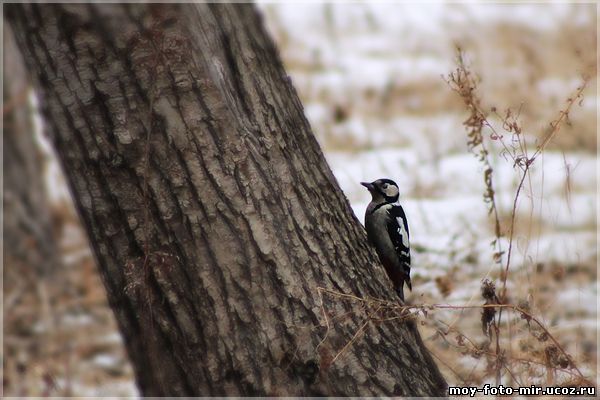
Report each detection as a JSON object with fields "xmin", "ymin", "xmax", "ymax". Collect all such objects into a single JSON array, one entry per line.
[
  {"xmin": 384, "ymin": 185, "xmax": 399, "ymax": 197},
  {"xmin": 396, "ymin": 216, "xmax": 410, "ymax": 248}
]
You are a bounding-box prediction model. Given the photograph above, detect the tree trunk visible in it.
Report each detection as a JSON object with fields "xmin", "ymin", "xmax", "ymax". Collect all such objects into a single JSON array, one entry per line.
[
  {"xmin": 6, "ymin": 3, "xmax": 447, "ymax": 396},
  {"xmin": 3, "ymin": 25, "xmax": 59, "ymax": 279},
  {"xmin": 3, "ymin": 23, "xmax": 64, "ymax": 396}
]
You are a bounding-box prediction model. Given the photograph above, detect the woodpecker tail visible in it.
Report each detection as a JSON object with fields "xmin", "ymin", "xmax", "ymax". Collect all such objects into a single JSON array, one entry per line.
[
  {"xmin": 395, "ymin": 277, "xmax": 412, "ymax": 302},
  {"xmin": 396, "ymin": 285, "xmax": 404, "ymax": 301}
]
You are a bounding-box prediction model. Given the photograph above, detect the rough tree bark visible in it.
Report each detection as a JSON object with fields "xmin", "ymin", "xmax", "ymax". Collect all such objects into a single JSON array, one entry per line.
[{"xmin": 7, "ymin": 3, "xmax": 447, "ymax": 396}]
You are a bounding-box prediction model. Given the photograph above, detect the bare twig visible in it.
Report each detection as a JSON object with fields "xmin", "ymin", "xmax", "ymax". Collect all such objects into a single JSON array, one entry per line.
[{"xmin": 445, "ymin": 48, "xmax": 590, "ymax": 386}]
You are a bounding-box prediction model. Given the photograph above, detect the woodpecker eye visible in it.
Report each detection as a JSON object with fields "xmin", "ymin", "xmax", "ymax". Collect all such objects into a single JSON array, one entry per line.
[{"xmin": 382, "ymin": 183, "xmax": 389, "ymax": 189}]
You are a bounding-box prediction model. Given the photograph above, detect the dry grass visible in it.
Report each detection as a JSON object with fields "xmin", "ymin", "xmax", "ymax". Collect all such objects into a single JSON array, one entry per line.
[
  {"xmin": 314, "ymin": 285, "xmax": 594, "ymax": 387},
  {"xmin": 266, "ymin": 4, "xmax": 597, "ymax": 154},
  {"xmin": 444, "ymin": 48, "xmax": 593, "ymax": 387}
]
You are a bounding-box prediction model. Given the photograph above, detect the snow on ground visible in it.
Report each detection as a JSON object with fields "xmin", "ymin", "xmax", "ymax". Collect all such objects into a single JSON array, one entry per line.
[{"xmin": 328, "ymin": 147, "xmax": 596, "ymax": 268}]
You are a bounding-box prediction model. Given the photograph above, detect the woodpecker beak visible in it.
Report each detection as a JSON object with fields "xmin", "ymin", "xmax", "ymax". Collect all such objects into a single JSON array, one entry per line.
[{"xmin": 360, "ymin": 182, "xmax": 374, "ymax": 191}]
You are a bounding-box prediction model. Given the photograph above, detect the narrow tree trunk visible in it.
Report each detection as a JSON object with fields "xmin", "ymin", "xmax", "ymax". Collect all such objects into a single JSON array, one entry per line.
[
  {"xmin": 3, "ymin": 25, "xmax": 59, "ymax": 279},
  {"xmin": 3, "ymin": 24, "xmax": 63, "ymax": 396},
  {"xmin": 7, "ymin": 3, "xmax": 447, "ymax": 396}
]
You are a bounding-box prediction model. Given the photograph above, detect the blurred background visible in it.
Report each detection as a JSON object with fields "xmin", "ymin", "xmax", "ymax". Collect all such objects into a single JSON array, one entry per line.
[{"xmin": 3, "ymin": 3, "xmax": 597, "ymax": 395}]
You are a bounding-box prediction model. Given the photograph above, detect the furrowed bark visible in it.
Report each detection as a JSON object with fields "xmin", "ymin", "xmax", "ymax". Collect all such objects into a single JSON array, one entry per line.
[{"xmin": 6, "ymin": 3, "xmax": 447, "ymax": 396}]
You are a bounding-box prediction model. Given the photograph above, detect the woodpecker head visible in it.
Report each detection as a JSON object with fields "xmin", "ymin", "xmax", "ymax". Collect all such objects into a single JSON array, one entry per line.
[{"xmin": 361, "ymin": 179, "xmax": 399, "ymax": 204}]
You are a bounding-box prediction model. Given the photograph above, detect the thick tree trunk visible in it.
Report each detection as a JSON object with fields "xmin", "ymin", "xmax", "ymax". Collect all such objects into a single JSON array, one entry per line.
[{"xmin": 6, "ymin": 3, "xmax": 447, "ymax": 396}]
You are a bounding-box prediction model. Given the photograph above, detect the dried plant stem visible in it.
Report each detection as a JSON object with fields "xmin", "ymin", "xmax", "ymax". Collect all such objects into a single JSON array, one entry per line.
[
  {"xmin": 502, "ymin": 78, "xmax": 588, "ymax": 297},
  {"xmin": 316, "ymin": 286, "xmax": 592, "ymax": 385},
  {"xmin": 445, "ymin": 48, "xmax": 590, "ymax": 386},
  {"xmin": 424, "ymin": 303, "xmax": 587, "ymax": 380},
  {"xmin": 494, "ymin": 77, "xmax": 588, "ymax": 386},
  {"xmin": 445, "ymin": 49, "xmax": 507, "ymax": 383},
  {"xmin": 531, "ymin": 81, "xmax": 588, "ymax": 161},
  {"xmin": 330, "ymin": 306, "xmax": 382, "ymax": 364}
]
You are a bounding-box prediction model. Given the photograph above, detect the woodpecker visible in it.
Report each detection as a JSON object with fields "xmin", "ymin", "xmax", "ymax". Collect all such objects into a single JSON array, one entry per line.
[{"xmin": 361, "ymin": 178, "xmax": 412, "ymax": 301}]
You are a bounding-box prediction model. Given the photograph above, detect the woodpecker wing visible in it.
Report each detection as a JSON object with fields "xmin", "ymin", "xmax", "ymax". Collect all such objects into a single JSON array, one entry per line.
[{"xmin": 387, "ymin": 203, "xmax": 412, "ymax": 289}]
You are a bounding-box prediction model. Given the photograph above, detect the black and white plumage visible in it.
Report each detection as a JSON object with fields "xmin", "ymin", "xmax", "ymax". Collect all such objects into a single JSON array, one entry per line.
[{"xmin": 361, "ymin": 178, "xmax": 412, "ymax": 301}]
